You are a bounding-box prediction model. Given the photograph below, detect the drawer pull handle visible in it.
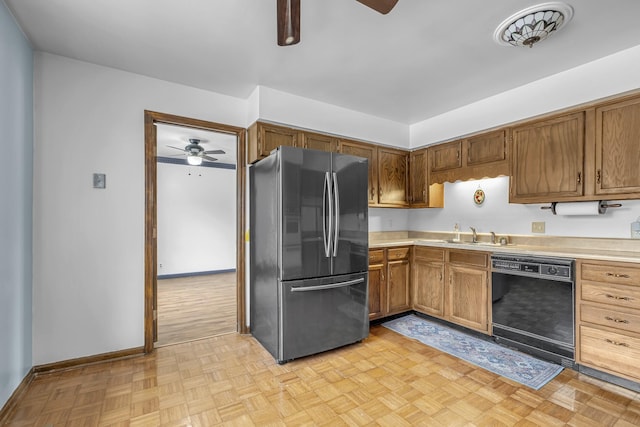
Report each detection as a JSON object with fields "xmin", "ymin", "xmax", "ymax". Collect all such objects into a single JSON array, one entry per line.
[
  {"xmin": 605, "ymin": 294, "xmax": 632, "ymax": 301},
  {"xmin": 605, "ymin": 316, "xmax": 629, "ymax": 324},
  {"xmin": 605, "ymin": 273, "xmax": 631, "ymax": 278},
  {"xmin": 605, "ymin": 339, "xmax": 629, "ymax": 347}
]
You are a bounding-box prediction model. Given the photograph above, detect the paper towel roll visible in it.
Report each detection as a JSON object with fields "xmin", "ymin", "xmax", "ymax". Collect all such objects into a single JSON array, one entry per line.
[{"xmin": 553, "ymin": 201, "xmax": 603, "ymax": 216}]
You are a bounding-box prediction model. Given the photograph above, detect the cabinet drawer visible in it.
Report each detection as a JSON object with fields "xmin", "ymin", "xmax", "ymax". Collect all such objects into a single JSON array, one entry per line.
[
  {"xmin": 448, "ymin": 250, "xmax": 488, "ymax": 268},
  {"xmin": 581, "ymin": 281, "xmax": 640, "ymax": 311},
  {"xmin": 369, "ymin": 249, "xmax": 385, "ymax": 264},
  {"xmin": 579, "ymin": 324, "xmax": 640, "ymax": 381},
  {"xmin": 388, "ymin": 247, "xmax": 410, "ymax": 260},
  {"xmin": 581, "ymin": 304, "xmax": 640, "ymax": 335},
  {"xmin": 414, "ymin": 247, "xmax": 445, "ymax": 262},
  {"xmin": 581, "ymin": 263, "xmax": 640, "ymax": 285}
]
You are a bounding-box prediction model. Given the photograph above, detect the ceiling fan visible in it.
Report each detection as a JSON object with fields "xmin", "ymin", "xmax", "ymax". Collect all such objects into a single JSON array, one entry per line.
[
  {"xmin": 277, "ymin": 0, "xmax": 399, "ymax": 46},
  {"xmin": 167, "ymin": 138, "xmax": 225, "ymax": 166}
]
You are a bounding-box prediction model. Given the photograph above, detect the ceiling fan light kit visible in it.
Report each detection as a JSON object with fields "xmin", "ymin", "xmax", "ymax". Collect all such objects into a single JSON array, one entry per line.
[
  {"xmin": 187, "ymin": 155, "xmax": 203, "ymax": 166},
  {"xmin": 494, "ymin": 2, "xmax": 573, "ymax": 48},
  {"xmin": 167, "ymin": 138, "xmax": 225, "ymax": 166}
]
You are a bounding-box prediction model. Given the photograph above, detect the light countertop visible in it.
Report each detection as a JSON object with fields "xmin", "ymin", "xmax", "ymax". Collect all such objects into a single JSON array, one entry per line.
[{"xmin": 369, "ymin": 232, "xmax": 640, "ymax": 263}]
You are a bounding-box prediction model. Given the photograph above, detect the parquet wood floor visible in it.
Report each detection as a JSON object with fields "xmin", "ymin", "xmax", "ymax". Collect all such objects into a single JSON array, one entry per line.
[
  {"xmin": 156, "ymin": 273, "xmax": 237, "ymax": 347},
  {"xmin": 5, "ymin": 325, "xmax": 640, "ymax": 426}
]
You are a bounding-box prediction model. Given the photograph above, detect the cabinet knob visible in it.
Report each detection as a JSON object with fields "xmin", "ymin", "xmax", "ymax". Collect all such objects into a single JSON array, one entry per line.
[
  {"xmin": 577, "ymin": 172, "xmax": 582, "ymax": 184},
  {"xmin": 596, "ymin": 169, "xmax": 601, "ymax": 184}
]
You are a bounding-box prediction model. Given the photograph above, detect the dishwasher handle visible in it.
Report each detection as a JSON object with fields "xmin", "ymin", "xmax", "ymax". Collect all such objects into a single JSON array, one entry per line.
[{"xmin": 290, "ymin": 277, "xmax": 364, "ymax": 292}]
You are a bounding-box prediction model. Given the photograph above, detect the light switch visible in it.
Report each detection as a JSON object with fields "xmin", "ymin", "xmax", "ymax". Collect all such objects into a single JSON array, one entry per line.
[{"xmin": 93, "ymin": 173, "xmax": 106, "ymax": 189}]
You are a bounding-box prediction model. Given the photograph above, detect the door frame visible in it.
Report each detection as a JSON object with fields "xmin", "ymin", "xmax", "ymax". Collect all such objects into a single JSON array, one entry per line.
[{"xmin": 144, "ymin": 110, "xmax": 247, "ymax": 353}]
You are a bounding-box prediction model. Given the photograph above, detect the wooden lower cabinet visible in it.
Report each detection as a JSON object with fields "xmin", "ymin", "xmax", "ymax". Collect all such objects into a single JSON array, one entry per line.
[
  {"xmin": 447, "ymin": 263, "xmax": 489, "ymax": 332},
  {"xmin": 368, "ymin": 247, "xmax": 411, "ymax": 320},
  {"xmin": 412, "ymin": 247, "xmax": 490, "ymax": 334},
  {"xmin": 368, "ymin": 249, "xmax": 386, "ymax": 320},
  {"xmin": 576, "ymin": 259, "xmax": 640, "ymax": 383},
  {"xmin": 412, "ymin": 247, "xmax": 445, "ymax": 317}
]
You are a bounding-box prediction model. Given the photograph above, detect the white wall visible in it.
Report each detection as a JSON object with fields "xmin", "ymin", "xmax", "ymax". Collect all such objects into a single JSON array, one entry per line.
[
  {"xmin": 32, "ymin": 53, "xmax": 248, "ymax": 365},
  {"xmin": 250, "ymin": 86, "xmax": 409, "ymax": 147},
  {"xmin": 0, "ymin": 1, "xmax": 33, "ymax": 408},
  {"xmin": 410, "ymin": 45, "xmax": 640, "ymax": 147},
  {"xmin": 409, "ymin": 177, "xmax": 640, "ymax": 239},
  {"xmin": 157, "ymin": 162, "xmax": 236, "ymax": 275}
]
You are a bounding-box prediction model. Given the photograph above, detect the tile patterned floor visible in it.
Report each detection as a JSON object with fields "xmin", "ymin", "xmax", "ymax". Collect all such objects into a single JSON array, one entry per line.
[{"xmin": 4, "ymin": 325, "xmax": 640, "ymax": 426}]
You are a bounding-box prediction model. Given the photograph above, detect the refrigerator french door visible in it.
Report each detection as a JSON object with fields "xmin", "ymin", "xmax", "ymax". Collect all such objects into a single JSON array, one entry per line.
[{"xmin": 250, "ymin": 146, "xmax": 369, "ymax": 363}]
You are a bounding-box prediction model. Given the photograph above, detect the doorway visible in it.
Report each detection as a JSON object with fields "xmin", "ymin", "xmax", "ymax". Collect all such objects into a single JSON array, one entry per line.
[{"xmin": 144, "ymin": 111, "xmax": 247, "ymax": 352}]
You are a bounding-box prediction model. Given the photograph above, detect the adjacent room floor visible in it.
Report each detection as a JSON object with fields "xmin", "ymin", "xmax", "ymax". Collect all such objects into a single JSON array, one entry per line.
[
  {"xmin": 5, "ymin": 325, "xmax": 640, "ymax": 426},
  {"xmin": 156, "ymin": 272, "xmax": 237, "ymax": 347}
]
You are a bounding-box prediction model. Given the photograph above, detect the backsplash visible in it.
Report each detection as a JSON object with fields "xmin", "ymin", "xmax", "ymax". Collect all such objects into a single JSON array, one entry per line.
[{"xmin": 370, "ymin": 176, "xmax": 640, "ymax": 239}]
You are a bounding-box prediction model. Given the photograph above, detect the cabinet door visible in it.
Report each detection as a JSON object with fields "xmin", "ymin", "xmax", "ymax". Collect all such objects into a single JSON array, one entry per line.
[
  {"xmin": 447, "ymin": 265, "xmax": 488, "ymax": 333},
  {"xmin": 339, "ymin": 139, "xmax": 378, "ymax": 206},
  {"xmin": 430, "ymin": 141, "xmax": 461, "ymax": 172},
  {"xmin": 409, "ymin": 149, "xmax": 428, "ymax": 207},
  {"xmin": 413, "ymin": 259, "xmax": 445, "ymax": 317},
  {"xmin": 301, "ymin": 131, "xmax": 338, "ymax": 153},
  {"xmin": 248, "ymin": 122, "xmax": 299, "ymax": 163},
  {"xmin": 595, "ymin": 97, "xmax": 640, "ymax": 195},
  {"xmin": 510, "ymin": 112, "xmax": 585, "ymax": 202},
  {"xmin": 368, "ymin": 262, "xmax": 386, "ymax": 320},
  {"xmin": 466, "ymin": 130, "xmax": 507, "ymax": 166},
  {"xmin": 387, "ymin": 259, "xmax": 411, "ymax": 314},
  {"xmin": 378, "ymin": 147, "xmax": 409, "ymax": 207}
]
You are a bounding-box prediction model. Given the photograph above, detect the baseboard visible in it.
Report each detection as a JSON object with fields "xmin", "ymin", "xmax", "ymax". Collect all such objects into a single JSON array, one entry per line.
[
  {"xmin": 32, "ymin": 346, "xmax": 145, "ymax": 375},
  {"xmin": 0, "ymin": 367, "xmax": 35, "ymax": 426},
  {"xmin": 157, "ymin": 268, "xmax": 236, "ymax": 280},
  {"xmin": 0, "ymin": 346, "xmax": 145, "ymax": 423}
]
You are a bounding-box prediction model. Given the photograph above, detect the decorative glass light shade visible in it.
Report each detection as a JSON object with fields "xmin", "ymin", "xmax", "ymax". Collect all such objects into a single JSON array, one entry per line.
[
  {"xmin": 494, "ymin": 2, "xmax": 573, "ymax": 48},
  {"xmin": 187, "ymin": 154, "xmax": 203, "ymax": 166}
]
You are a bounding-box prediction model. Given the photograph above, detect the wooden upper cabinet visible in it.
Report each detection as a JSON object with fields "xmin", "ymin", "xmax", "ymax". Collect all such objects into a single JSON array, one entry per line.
[
  {"xmin": 466, "ymin": 130, "xmax": 507, "ymax": 166},
  {"xmin": 431, "ymin": 141, "xmax": 462, "ymax": 172},
  {"xmin": 300, "ymin": 131, "xmax": 338, "ymax": 153},
  {"xmin": 247, "ymin": 122, "xmax": 299, "ymax": 163},
  {"xmin": 378, "ymin": 147, "xmax": 409, "ymax": 207},
  {"xmin": 510, "ymin": 112, "xmax": 585, "ymax": 203},
  {"xmin": 429, "ymin": 130, "xmax": 508, "ymax": 184},
  {"xmin": 595, "ymin": 97, "xmax": 640, "ymax": 196},
  {"xmin": 409, "ymin": 149, "xmax": 428, "ymax": 207},
  {"xmin": 338, "ymin": 139, "xmax": 378, "ymax": 206}
]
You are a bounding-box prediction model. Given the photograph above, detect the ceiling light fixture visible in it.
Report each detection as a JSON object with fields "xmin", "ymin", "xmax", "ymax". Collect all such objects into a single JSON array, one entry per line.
[
  {"xmin": 187, "ymin": 154, "xmax": 203, "ymax": 166},
  {"xmin": 493, "ymin": 2, "xmax": 573, "ymax": 48}
]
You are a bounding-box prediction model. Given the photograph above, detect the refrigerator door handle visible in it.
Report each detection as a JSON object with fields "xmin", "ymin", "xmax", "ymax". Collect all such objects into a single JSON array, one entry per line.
[
  {"xmin": 290, "ymin": 277, "xmax": 365, "ymax": 292},
  {"xmin": 323, "ymin": 171, "xmax": 332, "ymax": 258},
  {"xmin": 332, "ymin": 172, "xmax": 340, "ymax": 257}
]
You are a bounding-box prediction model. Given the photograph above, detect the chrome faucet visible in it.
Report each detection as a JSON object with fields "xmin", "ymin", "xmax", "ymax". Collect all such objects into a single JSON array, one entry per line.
[
  {"xmin": 469, "ymin": 227, "xmax": 477, "ymax": 243},
  {"xmin": 490, "ymin": 231, "xmax": 496, "ymax": 244}
]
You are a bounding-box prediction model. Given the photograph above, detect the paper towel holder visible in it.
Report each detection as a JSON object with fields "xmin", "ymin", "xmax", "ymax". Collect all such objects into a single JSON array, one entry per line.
[{"xmin": 541, "ymin": 201, "xmax": 622, "ymax": 215}]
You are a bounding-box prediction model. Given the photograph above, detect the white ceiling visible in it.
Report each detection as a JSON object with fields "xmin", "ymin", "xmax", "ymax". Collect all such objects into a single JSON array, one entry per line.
[{"xmin": 7, "ymin": 0, "xmax": 640, "ymax": 124}]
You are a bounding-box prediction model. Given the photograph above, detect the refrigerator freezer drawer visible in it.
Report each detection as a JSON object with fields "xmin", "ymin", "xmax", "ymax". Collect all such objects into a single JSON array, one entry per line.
[{"xmin": 278, "ymin": 272, "xmax": 369, "ymax": 363}]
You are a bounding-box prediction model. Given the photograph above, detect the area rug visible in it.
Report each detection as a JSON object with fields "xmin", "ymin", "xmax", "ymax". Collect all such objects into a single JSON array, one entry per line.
[{"xmin": 383, "ymin": 314, "xmax": 563, "ymax": 390}]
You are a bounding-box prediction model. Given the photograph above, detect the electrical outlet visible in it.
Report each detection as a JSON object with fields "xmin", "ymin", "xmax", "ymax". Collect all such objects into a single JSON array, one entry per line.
[{"xmin": 531, "ymin": 221, "xmax": 546, "ymax": 233}]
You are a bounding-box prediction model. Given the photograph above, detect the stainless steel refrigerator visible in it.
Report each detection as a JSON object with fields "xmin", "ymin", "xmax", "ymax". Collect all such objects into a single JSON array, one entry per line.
[{"xmin": 250, "ymin": 146, "xmax": 369, "ymax": 364}]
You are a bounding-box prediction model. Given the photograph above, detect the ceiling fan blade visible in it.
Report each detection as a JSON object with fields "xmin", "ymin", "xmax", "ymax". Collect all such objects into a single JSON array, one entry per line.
[
  {"xmin": 277, "ymin": 0, "xmax": 300, "ymax": 46},
  {"xmin": 356, "ymin": 0, "xmax": 399, "ymax": 14},
  {"xmin": 167, "ymin": 145, "xmax": 186, "ymax": 152},
  {"xmin": 203, "ymin": 149, "xmax": 225, "ymax": 155},
  {"xmin": 202, "ymin": 155, "xmax": 219, "ymax": 162}
]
